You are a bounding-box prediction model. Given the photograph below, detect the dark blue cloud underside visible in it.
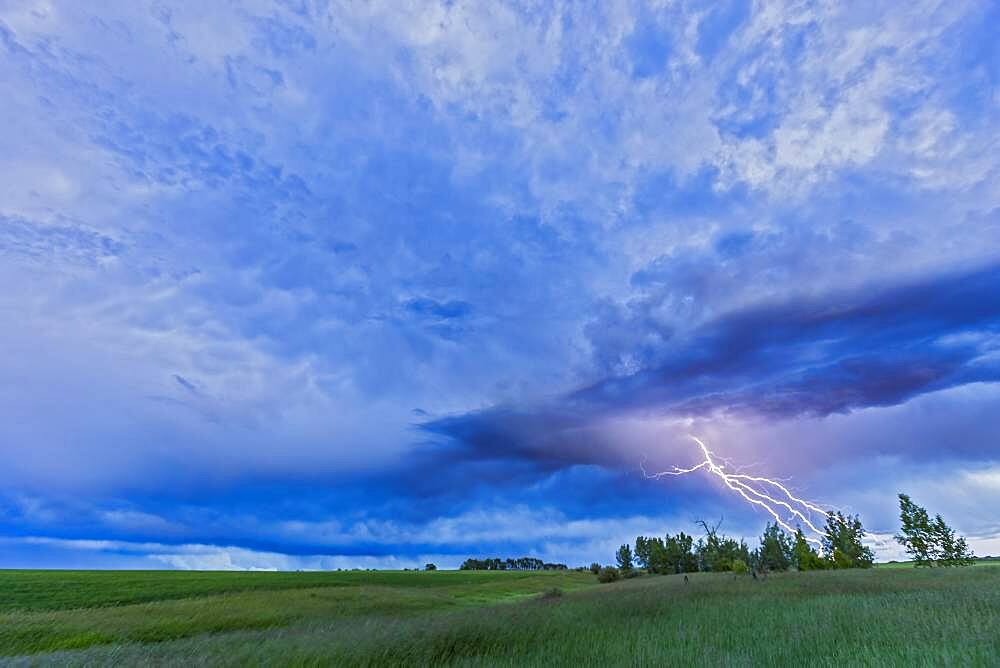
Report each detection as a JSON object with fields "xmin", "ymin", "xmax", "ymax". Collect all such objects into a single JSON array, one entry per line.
[{"xmin": 424, "ymin": 262, "xmax": 1000, "ymax": 467}]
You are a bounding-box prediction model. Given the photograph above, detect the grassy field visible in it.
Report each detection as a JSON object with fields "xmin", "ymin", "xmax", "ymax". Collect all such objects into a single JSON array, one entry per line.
[
  {"xmin": 2, "ymin": 566, "xmax": 999, "ymax": 666},
  {"xmin": 0, "ymin": 569, "xmax": 596, "ymax": 613},
  {"xmin": 0, "ymin": 569, "xmax": 594, "ymax": 656}
]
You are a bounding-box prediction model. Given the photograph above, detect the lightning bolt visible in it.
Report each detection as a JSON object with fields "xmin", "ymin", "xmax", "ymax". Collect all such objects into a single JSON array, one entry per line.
[{"xmin": 642, "ymin": 436, "xmax": 830, "ymax": 546}]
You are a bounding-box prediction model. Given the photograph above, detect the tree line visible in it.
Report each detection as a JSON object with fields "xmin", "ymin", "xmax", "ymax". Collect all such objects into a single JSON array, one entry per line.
[
  {"xmin": 460, "ymin": 557, "xmax": 568, "ymax": 571},
  {"xmin": 600, "ymin": 493, "xmax": 973, "ymax": 582}
]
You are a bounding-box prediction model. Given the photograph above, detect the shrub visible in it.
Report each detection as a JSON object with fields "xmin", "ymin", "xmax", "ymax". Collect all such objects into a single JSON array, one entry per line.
[
  {"xmin": 589, "ymin": 562, "xmax": 601, "ymax": 575},
  {"xmin": 597, "ymin": 566, "xmax": 621, "ymax": 583},
  {"xmin": 730, "ymin": 559, "xmax": 749, "ymax": 574},
  {"xmin": 623, "ymin": 568, "xmax": 642, "ymax": 579}
]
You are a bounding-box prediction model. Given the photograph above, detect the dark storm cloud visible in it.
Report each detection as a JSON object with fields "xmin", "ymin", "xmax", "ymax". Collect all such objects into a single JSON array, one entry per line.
[{"xmin": 423, "ymin": 262, "xmax": 1000, "ymax": 467}]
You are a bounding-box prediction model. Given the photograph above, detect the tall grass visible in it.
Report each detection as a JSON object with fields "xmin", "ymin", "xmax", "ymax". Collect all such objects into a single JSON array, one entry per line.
[
  {"xmin": 0, "ymin": 569, "xmax": 592, "ymax": 612},
  {"xmin": 5, "ymin": 567, "xmax": 998, "ymax": 666},
  {"xmin": 0, "ymin": 570, "xmax": 593, "ymax": 656}
]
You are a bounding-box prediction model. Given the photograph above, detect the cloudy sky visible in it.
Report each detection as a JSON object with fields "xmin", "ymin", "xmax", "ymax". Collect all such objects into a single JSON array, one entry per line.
[{"xmin": 1, "ymin": 0, "xmax": 998, "ymax": 570}]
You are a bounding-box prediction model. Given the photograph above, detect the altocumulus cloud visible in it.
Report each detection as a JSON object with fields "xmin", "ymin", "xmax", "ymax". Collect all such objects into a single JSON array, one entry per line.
[{"xmin": 0, "ymin": 0, "xmax": 999, "ymax": 567}]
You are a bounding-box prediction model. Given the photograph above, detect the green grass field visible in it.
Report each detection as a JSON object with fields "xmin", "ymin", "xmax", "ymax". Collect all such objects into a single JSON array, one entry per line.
[{"xmin": 2, "ymin": 565, "xmax": 999, "ymax": 666}]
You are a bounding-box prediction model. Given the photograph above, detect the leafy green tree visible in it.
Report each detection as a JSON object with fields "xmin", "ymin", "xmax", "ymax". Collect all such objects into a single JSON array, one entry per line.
[
  {"xmin": 646, "ymin": 537, "xmax": 669, "ymax": 574},
  {"xmin": 895, "ymin": 493, "xmax": 934, "ymax": 565},
  {"xmin": 895, "ymin": 493, "xmax": 974, "ymax": 566},
  {"xmin": 930, "ymin": 514, "xmax": 974, "ymax": 566},
  {"xmin": 616, "ymin": 543, "xmax": 634, "ymax": 572},
  {"xmin": 822, "ymin": 512, "xmax": 874, "ymax": 569},
  {"xmin": 695, "ymin": 521, "xmax": 751, "ymax": 572},
  {"xmin": 597, "ymin": 566, "xmax": 621, "ymax": 583},
  {"xmin": 734, "ymin": 539, "xmax": 752, "ymax": 566},
  {"xmin": 634, "ymin": 536, "xmax": 651, "ymax": 570},
  {"xmin": 664, "ymin": 532, "xmax": 699, "ymax": 573},
  {"xmin": 631, "ymin": 522, "xmax": 752, "ymax": 575},
  {"xmin": 758, "ymin": 522, "xmax": 793, "ymax": 571},
  {"xmin": 424, "ymin": 563, "xmax": 437, "ymax": 571},
  {"xmin": 791, "ymin": 528, "xmax": 825, "ymax": 571},
  {"xmin": 589, "ymin": 562, "xmax": 601, "ymax": 575}
]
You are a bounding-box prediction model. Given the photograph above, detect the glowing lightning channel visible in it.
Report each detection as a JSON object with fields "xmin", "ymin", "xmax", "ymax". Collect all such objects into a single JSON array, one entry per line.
[{"xmin": 642, "ymin": 436, "xmax": 829, "ymax": 546}]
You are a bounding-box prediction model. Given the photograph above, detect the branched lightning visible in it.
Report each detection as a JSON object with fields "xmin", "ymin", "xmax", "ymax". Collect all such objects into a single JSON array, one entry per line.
[{"xmin": 642, "ymin": 436, "xmax": 830, "ymax": 546}]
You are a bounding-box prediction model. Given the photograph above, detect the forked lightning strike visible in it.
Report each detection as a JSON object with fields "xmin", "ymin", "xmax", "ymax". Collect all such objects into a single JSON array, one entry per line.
[{"xmin": 642, "ymin": 436, "xmax": 829, "ymax": 545}]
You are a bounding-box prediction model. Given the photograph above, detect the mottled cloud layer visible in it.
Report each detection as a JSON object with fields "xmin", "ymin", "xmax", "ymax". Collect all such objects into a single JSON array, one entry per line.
[{"xmin": 1, "ymin": 0, "xmax": 999, "ymax": 567}]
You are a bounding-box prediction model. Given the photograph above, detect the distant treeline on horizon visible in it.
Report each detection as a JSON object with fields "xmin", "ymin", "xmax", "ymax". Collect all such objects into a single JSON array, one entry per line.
[{"xmin": 459, "ymin": 557, "xmax": 568, "ymax": 571}]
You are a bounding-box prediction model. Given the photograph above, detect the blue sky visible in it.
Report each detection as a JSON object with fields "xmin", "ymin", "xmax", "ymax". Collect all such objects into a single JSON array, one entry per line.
[{"xmin": 1, "ymin": 0, "xmax": 999, "ymax": 569}]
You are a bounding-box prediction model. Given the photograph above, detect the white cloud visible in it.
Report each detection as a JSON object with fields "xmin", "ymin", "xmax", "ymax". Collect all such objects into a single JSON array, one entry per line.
[{"xmin": 0, "ymin": 536, "xmax": 452, "ymax": 570}]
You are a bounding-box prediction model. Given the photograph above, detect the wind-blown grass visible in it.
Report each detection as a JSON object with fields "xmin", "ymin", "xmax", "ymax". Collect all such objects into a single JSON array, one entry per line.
[
  {"xmin": 0, "ymin": 569, "xmax": 590, "ymax": 613},
  {"xmin": 0, "ymin": 570, "xmax": 593, "ymax": 656},
  {"xmin": 3, "ymin": 567, "xmax": 999, "ymax": 666}
]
